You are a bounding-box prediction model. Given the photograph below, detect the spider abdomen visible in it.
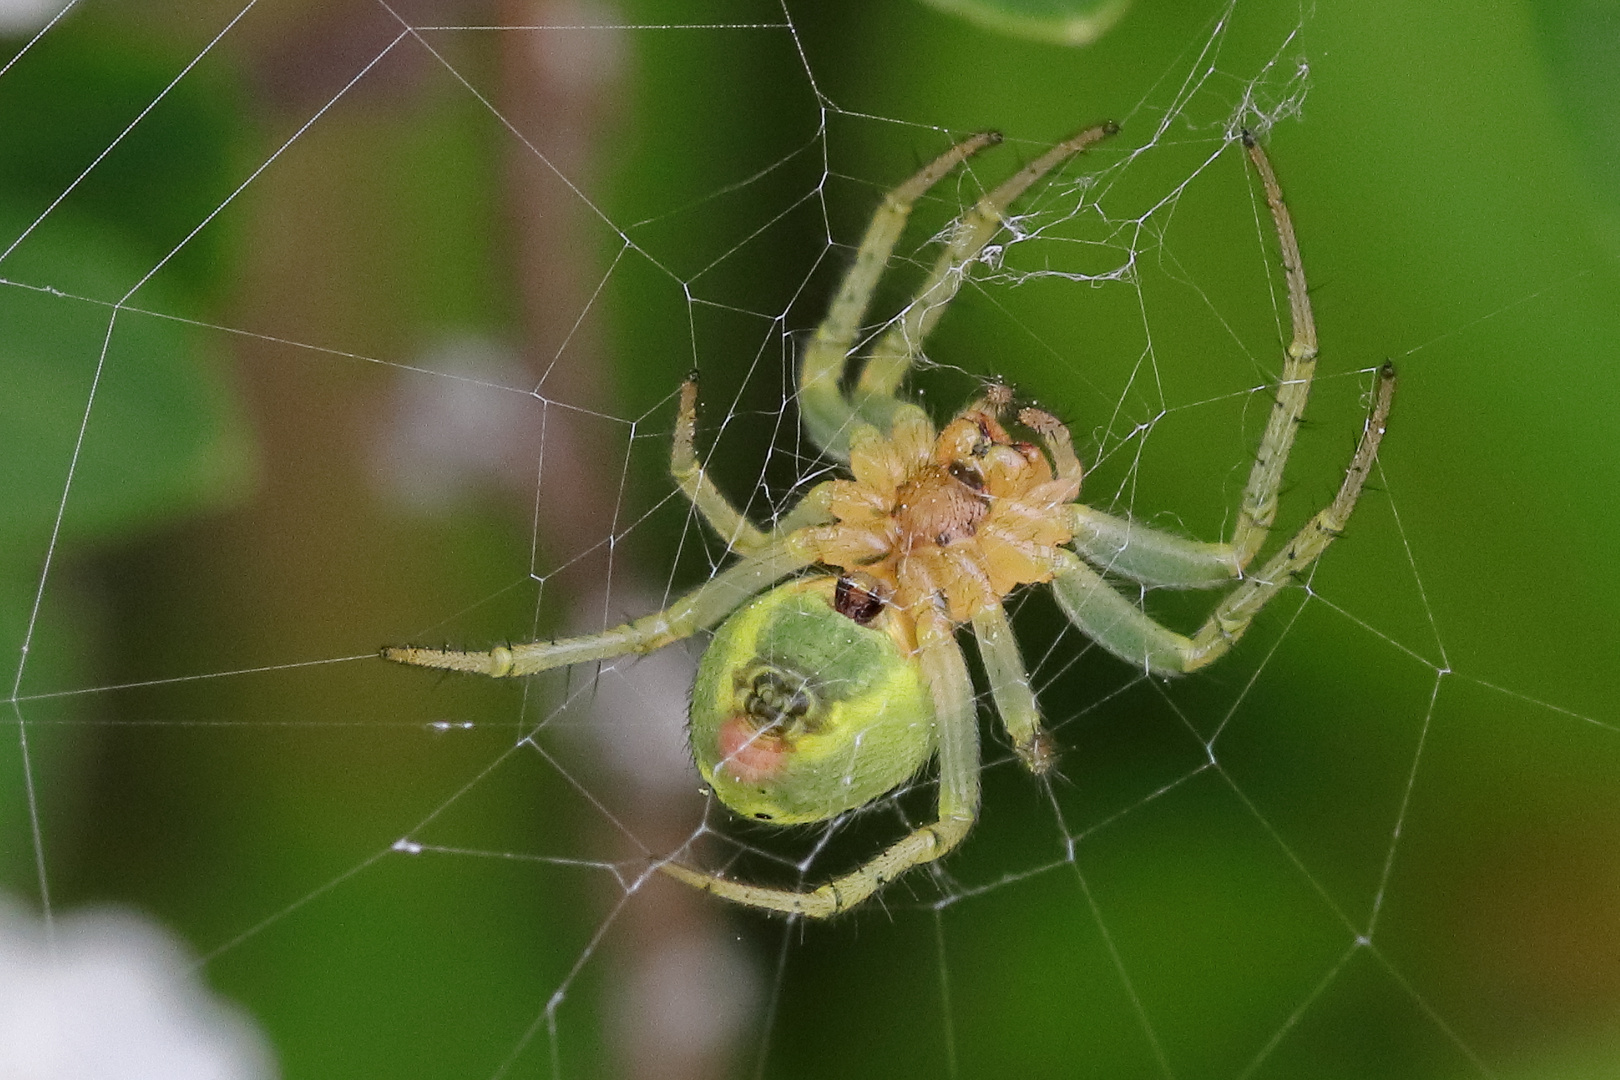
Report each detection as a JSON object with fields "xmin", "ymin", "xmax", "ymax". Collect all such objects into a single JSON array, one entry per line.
[{"xmin": 690, "ymin": 577, "xmax": 935, "ymax": 825}]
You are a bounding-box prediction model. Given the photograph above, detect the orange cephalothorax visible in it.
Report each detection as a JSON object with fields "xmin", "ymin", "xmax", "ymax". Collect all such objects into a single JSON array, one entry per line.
[{"xmin": 810, "ymin": 405, "xmax": 1082, "ymax": 623}]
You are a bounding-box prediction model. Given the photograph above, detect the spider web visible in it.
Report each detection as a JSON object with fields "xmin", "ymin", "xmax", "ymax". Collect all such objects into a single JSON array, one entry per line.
[{"xmin": 4, "ymin": 1, "xmax": 1619, "ymax": 1078}]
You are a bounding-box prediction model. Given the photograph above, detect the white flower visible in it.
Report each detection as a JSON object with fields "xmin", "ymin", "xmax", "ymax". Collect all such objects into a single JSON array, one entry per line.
[
  {"xmin": 0, "ymin": 0, "xmax": 74, "ymax": 36},
  {"xmin": 0, "ymin": 898, "xmax": 276, "ymax": 1080}
]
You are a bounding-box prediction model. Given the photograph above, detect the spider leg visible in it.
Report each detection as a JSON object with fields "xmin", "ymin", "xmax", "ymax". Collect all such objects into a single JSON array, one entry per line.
[
  {"xmin": 671, "ymin": 377, "xmax": 773, "ymax": 553},
  {"xmin": 1064, "ymin": 134, "xmax": 1337, "ymax": 588},
  {"xmin": 1017, "ymin": 405, "xmax": 1083, "ymax": 483},
  {"xmin": 677, "ymin": 375, "xmax": 842, "ymax": 549},
  {"xmin": 1021, "ymin": 404, "xmax": 1244, "ymax": 589},
  {"xmin": 382, "ymin": 537, "xmax": 813, "ymax": 677},
  {"xmin": 850, "ymin": 122, "xmax": 1118, "ymax": 433},
  {"xmin": 1051, "ymin": 365, "xmax": 1395, "ymax": 675},
  {"xmin": 1229, "ymin": 131, "xmax": 1321, "ymax": 570},
  {"xmin": 972, "ymin": 601, "xmax": 1056, "ymax": 774},
  {"xmin": 659, "ymin": 600, "xmax": 979, "ymax": 917},
  {"xmin": 1067, "ymin": 505, "xmax": 1244, "ymax": 588},
  {"xmin": 768, "ymin": 480, "xmax": 836, "ymax": 536},
  {"xmin": 673, "ymin": 377, "xmax": 838, "ymax": 554},
  {"xmin": 800, "ymin": 131, "xmax": 1003, "ymax": 460}
]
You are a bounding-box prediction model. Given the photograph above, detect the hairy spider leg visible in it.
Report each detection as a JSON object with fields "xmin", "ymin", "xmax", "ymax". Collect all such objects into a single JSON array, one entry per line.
[
  {"xmin": 800, "ymin": 123, "xmax": 1118, "ymax": 460},
  {"xmin": 671, "ymin": 377, "xmax": 836, "ymax": 556},
  {"xmin": 972, "ymin": 601, "xmax": 1055, "ymax": 773},
  {"xmin": 660, "ymin": 599, "xmax": 978, "ymax": 917},
  {"xmin": 1064, "ymin": 133, "xmax": 1325, "ymax": 589},
  {"xmin": 852, "ymin": 122, "xmax": 1119, "ymax": 426},
  {"xmin": 799, "ymin": 131, "xmax": 1002, "ymax": 460},
  {"xmin": 670, "ymin": 377, "xmax": 770, "ymax": 553},
  {"xmin": 1051, "ymin": 363, "xmax": 1395, "ymax": 675},
  {"xmin": 389, "ymin": 373, "xmax": 848, "ymax": 680},
  {"xmin": 1229, "ymin": 130, "xmax": 1321, "ymax": 569},
  {"xmin": 381, "ymin": 537, "xmax": 812, "ymax": 677}
]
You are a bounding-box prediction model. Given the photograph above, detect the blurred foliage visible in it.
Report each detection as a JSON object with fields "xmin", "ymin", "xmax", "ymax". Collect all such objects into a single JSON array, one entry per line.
[
  {"xmin": 2, "ymin": 0, "xmax": 1618, "ymax": 1078},
  {"xmin": 0, "ymin": 204, "xmax": 249, "ymax": 552},
  {"xmin": 0, "ymin": 24, "xmax": 243, "ymax": 302},
  {"xmin": 910, "ymin": 0, "xmax": 1133, "ymax": 45},
  {"xmin": 0, "ymin": 20, "xmax": 249, "ymax": 890},
  {"xmin": 1527, "ymin": 0, "xmax": 1620, "ymax": 238}
]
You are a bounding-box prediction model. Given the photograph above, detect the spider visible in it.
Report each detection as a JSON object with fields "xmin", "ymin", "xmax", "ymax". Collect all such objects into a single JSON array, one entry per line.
[{"xmin": 384, "ymin": 124, "xmax": 1396, "ymax": 918}]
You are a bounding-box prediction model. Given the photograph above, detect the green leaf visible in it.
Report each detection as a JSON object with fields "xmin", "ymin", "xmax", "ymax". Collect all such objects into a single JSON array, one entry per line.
[
  {"xmin": 912, "ymin": 0, "xmax": 1133, "ymax": 46},
  {"xmin": 0, "ymin": 201, "xmax": 253, "ymax": 551},
  {"xmin": 0, "ymin": 22, "xmax": 243, "ymax": 304}
]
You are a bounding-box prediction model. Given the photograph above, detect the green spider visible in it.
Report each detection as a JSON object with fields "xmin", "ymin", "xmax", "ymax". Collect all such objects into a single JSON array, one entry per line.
[{"xmin": 385, "ymin": 125, "xmax": 1396, "ymax": 918}]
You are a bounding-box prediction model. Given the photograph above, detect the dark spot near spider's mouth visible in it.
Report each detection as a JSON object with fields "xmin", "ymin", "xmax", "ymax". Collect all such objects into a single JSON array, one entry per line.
[
  {"xmin": 834, "ymin": 576, "xmax": 885, "ymax": 625},
  {"xmin": 947, "ymin": 461, "xmax": 985, "ymax": 491}
]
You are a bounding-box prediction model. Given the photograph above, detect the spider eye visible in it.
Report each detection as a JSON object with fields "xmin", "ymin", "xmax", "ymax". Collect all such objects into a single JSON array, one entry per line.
[{"xmin": 689, "ymin": 578, "xmax": 935, "ymax": 826}]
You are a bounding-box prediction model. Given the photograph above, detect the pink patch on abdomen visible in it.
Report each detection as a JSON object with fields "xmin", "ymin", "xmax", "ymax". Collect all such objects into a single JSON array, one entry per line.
[{"xmin": 716, "ymin": 716, "xmax": 790, "ymax": 785}]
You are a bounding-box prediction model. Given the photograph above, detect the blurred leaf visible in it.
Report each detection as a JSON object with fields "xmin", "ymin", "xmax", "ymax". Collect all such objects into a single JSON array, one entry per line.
[
  {"xmin": 912, "ymin": 0, "xmax": 1132, "ymax": 45},
  {"xmin": 1527, "ymin": 0, "xmax": 1620, "ymax": 226},
  {"xmin": 0, "ymin": 199, "xmax": 250, "ymax": 876},
  {"xmin": 0, "ymin": 22, "xmax": 243, "ymax": 302},
  {"xmin": 0, "ymin": 14, "xmax": 252, "ymax": 907},
  {"xmin": 0, "ymin": 200, "xmax": 252, "ymax": 551}
]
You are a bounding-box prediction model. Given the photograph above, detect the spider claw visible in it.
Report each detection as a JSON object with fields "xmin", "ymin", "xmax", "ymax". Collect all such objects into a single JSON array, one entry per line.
[
  {"xmin": 1016, "ymin": 728, "xmax": 1059, "ymax": 775},
  {"xmin": 1015, "ymin": 406, "xmax": 1061, "ymax": 434},
  {"xmin": 980, "ymin": 381, "xmax": 1014, "ymax": 413}
]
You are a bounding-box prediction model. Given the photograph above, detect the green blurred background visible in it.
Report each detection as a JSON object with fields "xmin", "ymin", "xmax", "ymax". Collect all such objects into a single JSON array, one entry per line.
[{"xmin": 3, "ymin": 0, "xmax": 1618, "ymax": 1077}]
